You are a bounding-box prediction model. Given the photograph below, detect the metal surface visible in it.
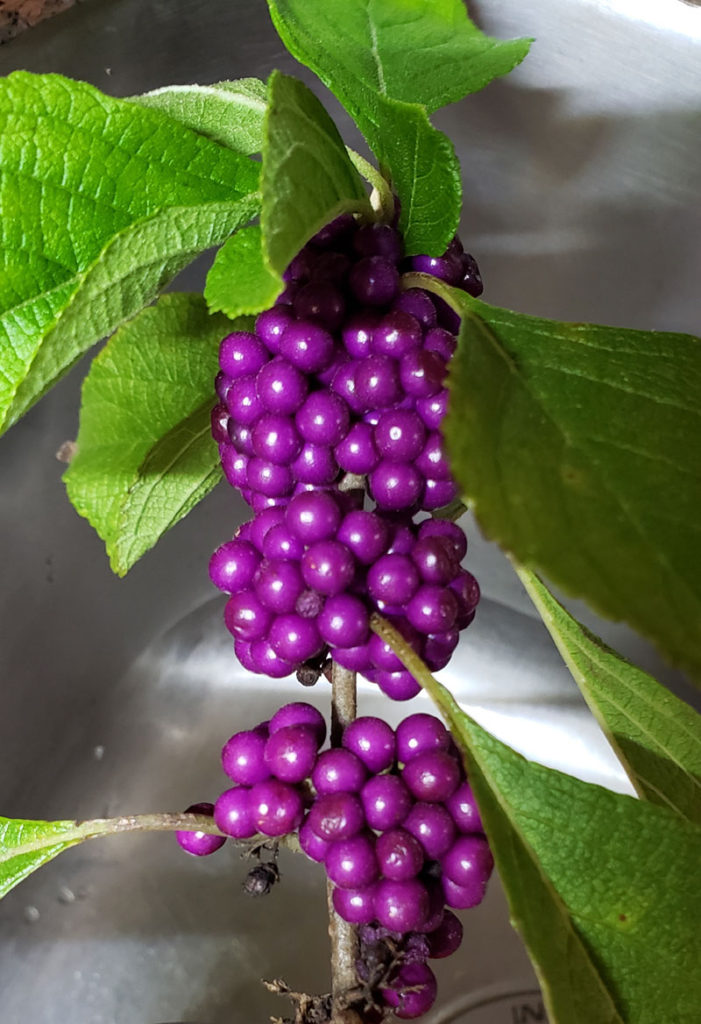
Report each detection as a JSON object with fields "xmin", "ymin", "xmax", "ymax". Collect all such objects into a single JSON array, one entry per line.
[{"xmin": 0, "ymin": 1, "xmax": 699, "ymax": 1022}]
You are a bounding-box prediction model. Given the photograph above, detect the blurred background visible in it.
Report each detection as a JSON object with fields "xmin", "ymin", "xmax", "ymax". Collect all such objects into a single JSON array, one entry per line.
[{"xmin": 0, "ymin": 1, "xmax": 699, "ymax": 1021}]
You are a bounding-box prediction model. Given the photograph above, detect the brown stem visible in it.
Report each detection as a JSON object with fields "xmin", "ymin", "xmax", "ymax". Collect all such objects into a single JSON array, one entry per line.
[{"xmin": 327, "ymin": 661, "xmax": 361, "ymax": 1022}]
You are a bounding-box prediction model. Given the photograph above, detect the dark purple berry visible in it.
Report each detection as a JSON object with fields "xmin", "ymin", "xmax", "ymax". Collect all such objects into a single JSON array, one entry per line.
[
  {"xmin": 410, "ymin": 251, "xmax": 462, "ymax": 285},
  {"xmin": 219, "ymin": 331, "xmax": 268, "ymax": 379},
  {"xmin": 291, "ymin": 444, "xmax": 339, "ymax": 486},
  {"xmin": 446, "ymin": 781, "xmax": 482, "ymax": 833},
  {"xmin": 369, "ymin": 462, "xmax": 422, "ymax": 510},
  {"xmin": 460, "ymin": 252, "xmax": 483, "ymax": 297},
  {"xmin": 253, "ymin": 559, "xmax": 304, "ymax": 614},
  {"xmin": 224, "ymin": 591, "xmax": 273, "ymax": 642},
  {"xmin": 255, "ymin": 304, "xmax": 294, "ymax": 352},
  {"xmin": 312, "ymin": 748, "xmax": 367, "ymax": 794},
  {"xmin": 355, "ymin": 354, "xmax": 402, "ymax": 410},
  {"xmin": 308, "ymin": 792, "xmax": 366, "ymax": 841},
  {"xmin": 382, "ymin": 962, "xmax": 437, "ymax": 1019},
  {"xmin": 416, "ymin": 432, "xmax": 452, "ymax": 481},
  {"xmin": 286, "ymin": 491, "xmax": 342, "ymax": 544},
  {"xmin": 406, "ymin": 584, "xmax": 458, "ymax": 634},
  {"xmin": 332, "ymin": 884, "xmax": 378, "ymax": 924},
  {"xmin": 264, "ymin": 724, "xmax": 319, "ymax": 783},
  {"xmin": 373, "ymin": 409, "xmax": 426, "ymax": 463},
  {"xmin": 251, "ymin": 413, "xmax": 302, "ymax": 465},
  {"xmin": 255, "ymin": 357, "xmax": 309, "ymax": 414},
  {"xmin": 353, "ymin": 223, "xmax": 403, "ymax": 261},
  {"xmin": 394, "ymin": 288, "xmax": 437, "ymax": 327},
  {"xmin": 248, "ymin": 638, "xmax": 294, "ymax": 678},
  {"xmin": 376, "ymin": 670, "xmax": 421, "ymax": 701},
  {"xmin": 367, "ymin": 553, "xmax": 420, "ymax": 605},
  {"xmin": 299, "ymin": 815, "xmax": 331, "ymax": 862},
  {"xmin": 337, "ymin": 510, "xmax": 390, "ymax": 564},
  {"xmin": 261, "ymin": 523, "xmax": 305, "ymax": 561},
  {"xmin": 372, "ymin": 311, "xmax": 422, "ymax": 359},
  {"xmin": 361, "ymin": 774, "xmax": 412, "ymax": 831},
  {"xmin": 269, "ymin": 703, "xmax": 326, "ymax": 745},
  {"xmin": 342, "ymin": 717, "xmax": 396, "ymax": 774},
  {"xmin": 403, "ymin": 802, "xmax": 456, "ymax": 858},
  {"xmin": 268, "ymin": 614, "xmax": 324, "ymax": 663},
  {"xmin": 349, "ymin": 256, "xmax": 400, "ymax": 306},
  {"xmin": 222, "ymin": 729, "xmax": 269, "ymax": 785},
  {"xmin": 301, "ymin": 540, "xmax": 355, "ymax": 595},
  {"xmin": 374, "ymin": 878, "xmax": 429, "ymax": 932},
  {"xmin": 396, "ymin": 714, "xmax": 450, "ymax": 763},
  {"xmin": 214, "ymin": 787, "xmax": 257, "ymax": 839},
  {"xmin": 279, "ymin": 320, "xmax": 335, "ymax": 373},
  {"xmin": 375, "ymin": 828, "xmax": 424, "ymax": 881},
  {"xmin": 293, "ymin": 281, "xmax": 346, "ymax": 330},
  {"xmin": 335, "ymin": 422, "xmax": 380, "ymax": 474},
  {"xmin": 296, "ymin": 391, "xmax": 350, "ymax": 447},
  {"xmin": 426, "ymin": 909, "xmax": 463, "ymax": 958},
  {"xmin": 209, "ymin": 539, "xmax": 260, "ymax": 594},
  {"xmin": 442, "ymin": 834, "xmax": 494, "ymax": 890},
  {"xmin": 318, "ymin": 594, "xmax": 369, "ymax": 648},
  {"xmin": 399, "ymin": 350, "xmax": 446, "ymax": 399},
  {"xmin": 402, "ymin": 749, "xmax": 461, "ymax": 802},
  {"xmin": 342, "ymin": 313, "xmax": 377, "ymax": 359},
  {"xmin": 325, "ymin": 832, "xmax": 378, "ymax": 888}
]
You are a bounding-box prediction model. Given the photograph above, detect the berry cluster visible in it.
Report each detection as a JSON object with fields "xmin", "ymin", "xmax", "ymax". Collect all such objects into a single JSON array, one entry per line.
[
  {"xmin": 211, "ymin": 215, "xmax": 482, "ymax": 514},
  {"xmin": 209, "ymin": 492, "xmax": 479, "ymax": 698},
  {"xmin": 178, "ymin": 704, "xmax": 493, "ymax": 1020}
]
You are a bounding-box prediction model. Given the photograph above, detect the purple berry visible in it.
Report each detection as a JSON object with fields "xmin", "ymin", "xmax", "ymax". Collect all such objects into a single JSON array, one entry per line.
[
  {"xmin": 373, "ymin": 409, "xmax": 426, "ymax": 463},
  {"xmin": 211, "ymin": 403, "xmax": 229, "ymax": 444},
  {"xmin": 330, "ymin": 360, "xmax": 365, "ymax": 414},
  {"xmin": 361, "ymin": 774, "xmax": 412, "ymax": 831},
  {"xmin": 337, "ymin": 510, "xmax": 390, "ymax": 564},
  {"xmin": 418, "ymin": 519, "xmax": 467, "ymax": 561},
  {"xmin": 375, "ymin": 828, "xmax": 424, "ymax": 881},
  {"xmin": 342, "ymin": 717, "xmax": 396, "ymax": 773},
  {"xmin": 325, "ymin": 832, "xmax": 378, "ymax": 888},
  {"xmin": 406, "ymin": 584, "xmax": 458, "ymax": 634},
  {"xmin": 248, "ymin": 507, "xmax": 286, "ymax": 550},
  {"xmin": 342, "ymin": 313, "xmax": 377, "ymax": 359},
  {"xmin": 423, "ymin": 629, "xmax": 460, "ymax": 670},
  {"xmin": 460, "ymin": 252, "xmax": 483, "ymax": 297},
  {"xmin": 376, "ymin": 669, "xmax": 422, "ymax": 701},
  {"xmin": 424, "ymin": 326, "xmax": 456, "ymax": 361},
  {"xmin": 367, "ymin": 553, "xmax": 420, "ymax": 605},
  {"xmin": 251, "ymin": 413, "xmax": 302, "ymax": 465},
  {"xmin": 224, "ymin": 591, "xmax": 273, "ymax": 642},
  {"xmin": 301, "ymin": 540, "xmax": 355, "ymax": 595},
  {"xmin": 250, "ymin": 779, "xmax": 305, "ymax": 836},
  {"xmin": 442, "ymin": 867, "xmax": 491, "ymax": 909},
  {"xmin": 255, "ymin": 304, "xmax": 294, "ymax": 352},
  {"xmin": 279, "ymin": 320, "xmax": 335, "ymax": 373},
  {"xmin": 219, "ymin": 331, "xmax": 268, "ymax": 379},
  {"xmin": 209, "ymin": 540, "xmax": 260, "ymax": 594},
  {"xmin": 268, "ymin": 614, "xmax": 324, "ymax": 663},
  {"xmin": 332, "ymin": 643, "xmax": 373, "ymax": 673},
  {"xmin": 372, "ymin": 311, "xmax": 422, "ymax": 359},
  {"xmin": 299, "ymin": 815, "xmax": 331, "ymax": 862},
  {"xmin": 416, "ymin": 432, "xmax": 452, "ymax": 481},
  {"xmin": 176, "ymin": 802, "xmax": 226, "ymax": 856},
  {"xmin": 318, "ymin": 594, "xmax": 370, "ymax": 648},
  {"xmin": 426, "ymin": 909, "xmax": 463, "ymax": 958},
  {"xmin": 293, "ymin": 281, "xmax": 346, "ymax": 330},
  {"xmin": 349, "ymin": 256, "xmax": 400, "ymax": 306},
  {"xmin": 369, "ymin": 462, "xmax": 422, "ymax": 510},
  {"xmin": 396, "ymin": 714, "xmax": 450, "ymax": 763},
  {"xmin": 423, "ymin": 477, "xmax": 459, "ymax": 510},
  {"xmin": 394, "ymin": 288, "xmax": 437, "ymax": 328},
  {"xmin": 296, "ymin": 391, "xmax": 350, "ymax": 447},
  {"xmin": 446, "ymin": 781, "xmax": 482, "ymax": 833},
  {"xmin": 353, "ymin": 223, "xmax": 403, "ymax": 261},
  {"xmin": 226, "ymin": 373, "xmax": 263, "ymax": 425},
  {"xmin": 399, "ymin": 350, "xmax": 446, "ymax": 399},
  {"xmin": 292, "ymin": 444, "xmax": 339, "ymax": 486},
  {"xmin": 286, "ymin": 491, "xmax": 342, "ymax": 544},
  {"xmin": 246, "ymin": 457, "xmax": 294, "ymax": 497},
  {"xmin": 403, "ymin": 802, "xmax": 456, "ymax": 858},
  {"xmin": 264, "ymin": 724, "xmax": 320, "ymax": 783},
  {"xmin": 261, "ymin": 523, "xmax": 305, "ymax": 561},
  {"xmin": 442, "ymin": 835, "xmax": 493, "ymax": 890},
  {"xmin": 374, "ymin": 878, "xmax": 429, "ymax": 932},
  {"xmin": 255, "ymin": 357, "xmax": 309, "ymax": 414},
  {"xmin": 410, "ymin": 251, "xmax": 462, "ymax": 285},
  {"xmin": 308, "ymin": 792, "xmax": 366, "ymax": 841},
  {"xmin": 312, "ymin": 748, "xmax": 368, "ymax": 794},
  {"xmin": 269, "ymin": 703, "xmax": 326, "ymax": 745},
  {"xmin": 416, "ymin": 389, "xmax": 448, "ymax": 430},
  {"xmin": 402, "ymin": 750, "xmax": 461, "ymax": 802},
  {"xmin": 214, "ymin": 787, "xmax": 257, "ymax": 839},
  {"xmin": 221, "ymin": 729, "xmax": 270, "ymax": 785},
  {"xmin": 248, "ymin": 638, "xmax": 294, "ymax": 678},
  {"xmin": 221, "ymin": 448, "xmax": 249, "ymax": 489},
  {"xmin": 332, "ymin": 884, "xmax": 378, "ymax": 924},
  {"xmin": 355, "ymin": 354, "xmax": 402, "ymax": 410},
  {"xmin": 335, "ymin": 422, "xmax": 380, "ymax": 474},
  {"xmin": 382, "ymin": 962, "xmax": 437, "ymax": 1019},
  {"xmin": 411, "ymin": 536, "xmax": 458, "ymax": 584},
  {"xmin": 253, "ymin": 559, "xmax": 305, "ymax": 614}
]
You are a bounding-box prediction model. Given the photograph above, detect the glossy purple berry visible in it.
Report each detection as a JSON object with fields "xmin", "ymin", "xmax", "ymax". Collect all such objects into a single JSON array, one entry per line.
[
  {"xmin": 342, "ymin": 717, "xmax": 396, "ymax": 773},
  {"xmin": 442, "ymin": 834, "xmax": 494, "ymax": 891},
  {"xmin": 301, "ymin": 540, "xmax": 355, "ymax": 595},
  {"xmin": 355, "ymin": 354, "xmax": 402, "ymax": 412},
  {"xmin": 255, "ymin": 357, "xmax": 309, "ymax": 414},
  {"xmin": 268, "ymin": 614, "xmax": 324, "ymax": 663},
  {"xmin": 296, "ymin": 391, "xmax": 350, "ymax": 446},
  {"xmin": 416, "ymin": 389, "xmax": 448, "ymax": 430},
  {"xmin": 367, "ymin": 553, "xmax": 420, "ymax": 605},
  {"xmin": 382, "ymin": 962, "xmax": 438, "ymax": 1019},
  {"xmin": 332, "ymin": 884, "xmax": 378, "ymax": 925},
  {"xmin": 335, "ymin": 422, "xmax": 380, "ymax": 474},
  {"xmin": 251, "ymin": 413, "xmax": 302, "ymax": 465},
  {"xmin": 214, "ymin": 787, "xmax": 257, "ymax": 839},
  {"xmin": 221, "ymin": 729, "xmax": 270, "ymax": 785},
  {"xmin": 423, "ymin": 477, "xmax": 459, "ymax": 510},
  {"xmin": 411, "ymin": 537, "xmax": 458, "ymax": 584},
  {"xmin": 220, "ymin": 448, "xmax": 249, "ymax": 489},
  {"xmin": 318, "ymin": 594, "xmax": 370, "ymax": 649},
  {"xmin": 460, "ymin": 252, "xmax": 483, "ymax": 297},
  {"xmin": 219, "ymin": 331, "xmax": 268, "ymax": 379},
  {"xmin": 286, "ymin": 491, "xmax": 342, "ymax": 544},
  {"xmin": 325, "ymin": 832, "xmax": 378, "ymax": 888},
  {"xmin": 330, "ymin": 360, "xmax": 365, "ymax": 414},
  {"xmin": 342, "ymin": 313, "xmax": 377, "ymax": 359},
  {"xmin": 426, "ymin": 909, "xmax": 463, "ymax": 958},
  {"xmin": 399, "ymin": 349, "xmax": 446, "ymax": 398},
  {"xmin": 403, "ymin": 802, "xmax": 456, "ymax": 858},
  {"xmin": 248, "ymin": 638, "xmax": 294, "ymax": 678},
  {"xmin": 262, "ymin": 523, "xmax": 305, "ymax": 561},
  {"xmin": 451, "ymin": 570, "xmax": 481, "ymax": 625},
  {"xmin": 372, "ymin": 311, "xmax": 422, "ymax": 359},
  {"xmin": 373, "ymin": 410, "xmax": 426, "ymax": 464},
  {"xmin": 375, "ymin": 828, "xmax": 424, "ymax": 881},
  {"xmin": 376, "ymin": 670, "xmax": 422, "ymax": 701},
  {"xmin": 211, "ymin": 403, "xmax": 229, "ymax": 444},
  {"xmin": 249, "ymin": 779, "xmax": 305, "ymax": 837},
  {"xmin": 224, "ymin": 591, "xmax": 273, "ymax": 642},
  {"xmin": 418, "ymin": 519, "xmax": 467, "ymax": 561},
  {"xmin": 332, "ymin": 643, "xmax": 373, "ymax": 673},
  {"xmin": 299, "ymin": 815, "xmax": 331, "ymax": 863},
  {"xmin": 312, "ymin": 748, "xmax": 368, "ymax": 794},
  {"xmin": 279, "ymin": 320, "xmax": 335, "ymax": 373},
  {"xmin": 349, "ymin": 256, "xmax": 400, "ymax": 306},
  {"xmin": 246, "ymin": 457, "xmax": 294, "ymax": 497},
  {"xmin": 442, "ymin": 867, "xmax": 491, "ymax": 910},
  {"xmin": 255, "ymin": 304, "xmax": 294, "ymax": 352},
  {"xmin": 396, "ymin": 714, "xmax": 450, "ymax": 763},
  {"xmin": 374, "ymin": 878, "xmax": 429, "ymax": 932},
  {"xmin": 402, "ymin": 750, "xmax": 461, "ymax": 802},
  {"xmin": 416, "ymin": 432, "xmax": 452, "ymax": 481},
  {"xmin": 423, "ymin": 629, "xmax": 460, "ymax": 670},
  {"xmin": 336, "ymin": 510, "xmax": 390, "ymax": 565},
  {"xmin": 209, "ymin": 540, "xmax": 261, "ymax": 594},
  {"xmin": 394, "ymin": 288, "xmax": 437, "ymax": 328},
  {"xmin": 253, "ymin": 559, "xmax": 304, "ymax": 614},
  {"xmin": 353, "ymin": 223, "xmax": 403, "ymax": 261},
  {"xmin": 269, "ymin": 702, "xmax": 326, "ymax": 746},
  {"xmin": 446, "ymin": 781, "xmax": 482, "ymax": 833},
  {"xmin": 226, "ymin": 374, "xmax": 263, "ymax": 425},
  {"xmin": 291, "ymin": 443, "xmax": 339, "ymax": 486},
  {"xmin": 308, "ymin": 792, "xmax": 366, "ymax": 841},
  {"xmin": 263, "ymin": 724, "xmax": 319, "ymax": 783},
  {"xmin": 176, "ymin": 803, "xmax": 226, "ymax": 856},
  {"xmin": 410, "ymin": 251, "xmax": 462, "ymax": 284},
  {"xmin": 369, "ymin": 462, "xmax": 422, "ymax": 510},
  {"xmin": 406, "ymin": 584, "xmax": 458, "ymax": 634},
  {"xmin": 361, "ymin": 774, "xmax": 412, "ymax": 831}
]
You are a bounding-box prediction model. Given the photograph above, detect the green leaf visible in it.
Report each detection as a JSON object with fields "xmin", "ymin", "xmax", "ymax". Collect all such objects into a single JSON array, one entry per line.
[
  {"xmin": 266, "ymin": 0, "xmax": 530, "ymax": 254},
  {"xmin": 371, "ymin": 615, "xmax": 701, "ymax": 1024},
  {"xmin": 131, "ymin": 78, "xmax": 267, "ymax": 155},
  {"xmin": 205, "ymin": 224, "xmax": 281, "ymax": 318},
  {"xmin": 262, "ymin": 70, "xmax": 370, "ymax": 277},
  {"xmin": 0, "ymin": 812, "xmax": 224, "ymax": 900},
  {"xmin": 517, "ymin": 570, "xmax": 701, "ymax": 825},
  {"xmin": 64, "ymin": 294, "xmax": 238, "ymax": 575},
  {"xmin": 435, "ymin": 284, "xmax": 701, "ymax": 683},
  {"xmin": 0, "ymin": 72, "xmax": 261, "ymax": 434}
]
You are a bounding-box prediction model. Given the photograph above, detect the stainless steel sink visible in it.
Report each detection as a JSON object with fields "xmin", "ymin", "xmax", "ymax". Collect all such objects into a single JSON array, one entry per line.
[{"xmin": 0, "ymin": 1, "xmax": 699, "ymax": 1022}]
